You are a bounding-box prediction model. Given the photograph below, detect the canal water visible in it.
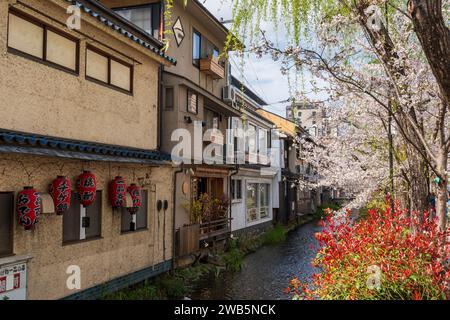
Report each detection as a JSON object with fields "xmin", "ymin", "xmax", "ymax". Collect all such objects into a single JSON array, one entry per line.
[{"xmin": 189, "ymin": 220, "xmax": 324, "ymax": 300}]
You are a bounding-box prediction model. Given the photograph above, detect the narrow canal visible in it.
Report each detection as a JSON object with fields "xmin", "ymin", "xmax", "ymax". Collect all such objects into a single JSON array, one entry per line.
[{"xmin": 189, "ymin": 220, "xmax": 324, "ymax": 300}]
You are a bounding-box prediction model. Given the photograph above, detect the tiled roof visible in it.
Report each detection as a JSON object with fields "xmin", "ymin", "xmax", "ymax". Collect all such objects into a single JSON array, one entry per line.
[
  {"xmin": 64, "ymin": 0, "xmax": 176, "ymax": 65},
  {"xmin": 0, "ymin": 130, "xmax": 171, "ymax": 163},
  {"xmin": 256, "ymin": 109, "xmax": 298, "ymax": 137}
]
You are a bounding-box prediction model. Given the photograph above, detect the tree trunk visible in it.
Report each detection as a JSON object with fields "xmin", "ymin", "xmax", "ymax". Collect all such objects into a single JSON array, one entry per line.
[
  {"xmin": 435, "ymin": 152, "xmax": 448, "ymax": 232},
  {"xmin": 408, "ymin": 0, "xmax": 450, "ymax": 106}
]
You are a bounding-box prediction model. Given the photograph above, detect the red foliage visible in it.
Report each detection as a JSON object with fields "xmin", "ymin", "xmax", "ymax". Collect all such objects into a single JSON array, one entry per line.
[{"xmin": 288, "ymin": 203, "xmax": 449, "ymax": 300}]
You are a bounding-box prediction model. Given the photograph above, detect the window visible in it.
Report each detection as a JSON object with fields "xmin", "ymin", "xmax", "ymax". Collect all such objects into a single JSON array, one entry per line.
[
  {"xmin": 259, "ymin": 184, "xmax": 270, "ymax": 218},
  {"xmin": 165, "ymin": 87, "xmax": 174, "ymax": 110},
  {"xmin": 63, "ymin": 191, "xmax": 102, "ymax": 244},
  {"xmin": 204, "ymin": 108, "xmax": 219, "ymax": 130},
  {"xmin": 187, "ymin": 90, "xmax": 198, "ymax": 114},
  {"xmin": 258, "ymin": 128, "xmax": 268, "ymax": 156},
  {"xmin": 193, "ymin": 29, "xmax": 201, "ymax": 67},
  {"xmin": 115, "ymin": 4, "xmax": 161, "ymax": 39},
  {"xmin": 246, "ymin": 124, "xmax": 257, "ymax": 156},
  {"xmin": 7, "ymin": 11, "xmax": 78, "ymax": 72},
  {"xmin": 0, "ymin": 193, "xmax": 13, "ymax": 257},
  {"xmin": 213, "ymin": 48, "xmax": 220, "ymax": 59},
  {"xmin": 246, "ymin": 183, "xmax": 258, "ymax": 222},
  {"xmin": 121, "ymin": 190, "xmax": 148, "ymax": 233},
  {"xmin": 231, "ymin": 180, "xmax": 242, "ymax": 200},
  {"xmin": 86, "ymin": 47, "xmax": 133, "ymax": 93},
  {"xmin": 246, "ymin": 183, "xmax": 271, "ymax": 223}
]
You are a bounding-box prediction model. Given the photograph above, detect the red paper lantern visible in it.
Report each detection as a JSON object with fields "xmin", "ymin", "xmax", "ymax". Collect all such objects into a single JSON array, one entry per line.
[
  {"xmin": 127, "ymin": 184, "xmax": 142, "ymax": 214},
  {"xmin": 110, "ymin": 176, "xmax": 127, "ymax": 208},
  {"xmin": 76, "ymin": 171, "xmax": 97, "ymax": 207},
  {"xmin": 17, "ymin": 187, "xmax": 42, "ymax": 230},
  {"xmin": 49, "ymin": 176, "xmax": 72, "ymax": 215}
]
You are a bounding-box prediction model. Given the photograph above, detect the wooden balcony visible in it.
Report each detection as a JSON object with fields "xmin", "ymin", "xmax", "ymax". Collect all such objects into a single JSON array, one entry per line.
[
  {"xmin": 200, "ymin": 58, "xmax": 225, "ymax": 79},
  {"xmin": 199, "ymin": 217, "xmax": 231, "ymax": 241}
]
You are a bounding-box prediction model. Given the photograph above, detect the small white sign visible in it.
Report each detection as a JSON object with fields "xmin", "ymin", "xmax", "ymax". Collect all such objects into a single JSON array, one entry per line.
[{"xmin": 0, "ymin": 261, "xmax": 27, "ymax": 300}]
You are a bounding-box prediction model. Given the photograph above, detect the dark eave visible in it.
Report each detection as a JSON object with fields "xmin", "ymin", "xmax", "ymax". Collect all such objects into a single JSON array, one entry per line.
[
  {"xmin": 64, "ymin": 0, "xmax": 176, "ymax": 65},
  {"xmin": 0, "ymin": 129, "xmax": 172, "ymax": 165}
]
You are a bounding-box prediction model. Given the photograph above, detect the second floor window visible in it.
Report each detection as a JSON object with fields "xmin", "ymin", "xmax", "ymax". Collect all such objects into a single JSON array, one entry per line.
[
  {"xmin": 7, "ymin": 11, "xmax": 79, "ymax": 73},
  {"xmin": 86, "ymin": 47, "xmax": 133, "ymax": 93},
  {"xmin": 193, "ymin": 30, "xmax": 201, "ymax": 67},
  {"xmin": 115, "ymin": 4, "xmax": 161, "ymax": 39}
]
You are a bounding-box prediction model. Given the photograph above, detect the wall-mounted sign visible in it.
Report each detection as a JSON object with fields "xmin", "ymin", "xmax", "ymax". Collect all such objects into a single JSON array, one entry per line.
[
  {"xmin": 0, "ymin": 260, "xmax": 28, "ymax": 300},
  {"xmin": 172, "ymin": 17, "xmax": 185, "ymax": 47},
  {"xmin": 187, "ymin": 90, "xmax": 198, "ymax": 114}
]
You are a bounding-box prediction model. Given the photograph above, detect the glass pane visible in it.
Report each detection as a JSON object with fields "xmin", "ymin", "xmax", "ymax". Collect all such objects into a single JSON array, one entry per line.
[
  {"xmin": 85, "ymin": 191, "xmax": 102, "ymax": 239},
  {"xmin": 46, "ymin": 30, "xmax": 77, "ymax": 70},
  {"xmin": 259, "ymin": 184, "xmax": 270, "ymax": 218},
  {"xmin": 248, "ymin": 125, "xmax": 257, "ymax": 153},
  {"xmin": 136, "ymin": 190, "xmax": 148, "ymax": 230},
  {"xmin": 63, "ymin": 193, "xmax": 81, "ymax": 243},
  {"xmin": 8, "ymin": 13, "xmax": 44, "ymax": 58},
  {"xmin": 116, "ymin": 7, "xmax": 152, "ymax": 35},
  {"xmin": 246, "ymin": 183, "xmax": 258, "ymax": 222},
  {"xmin": 193, "ymin": 31, "xmax": 201, "ymax": 62}
]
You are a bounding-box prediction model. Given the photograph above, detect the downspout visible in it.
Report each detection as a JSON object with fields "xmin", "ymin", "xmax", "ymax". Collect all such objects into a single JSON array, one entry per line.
[
  {"xmin": 172, "ymin": 166, "xmax": 184, "ymax": 271},
  {"xmin": 229, "ymin": 165, "xmax": 239, "ymax": 236},
  {"xmin": 157, "ymin": 65, "xmax": 164, "ymax": 150}
]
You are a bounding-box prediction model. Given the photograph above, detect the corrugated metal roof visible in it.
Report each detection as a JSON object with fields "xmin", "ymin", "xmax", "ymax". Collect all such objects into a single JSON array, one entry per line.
[
  {"xmin": 64, "ymin": 0, "xmax": 176, "ymax": 65},
  {"xmin": 0, "ymin": 129, "xmax": 172, "ymax": 163}
]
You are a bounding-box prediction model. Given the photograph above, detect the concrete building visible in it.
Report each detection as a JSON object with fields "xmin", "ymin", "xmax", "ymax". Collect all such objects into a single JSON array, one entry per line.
[
  {"xmin": 257, "ymin": 109, "xmax": 321, "ymax": 222},
  {"xmin": 286, "ymin": 102, "xmax": 328, "ymax": 138},
  {"xmin": 228, "ymin": 76, "xmax": 278, "ymax": 236},
  {"xmin": 0, "ymin": 0, "xmax": 175, "ymax": 300}
]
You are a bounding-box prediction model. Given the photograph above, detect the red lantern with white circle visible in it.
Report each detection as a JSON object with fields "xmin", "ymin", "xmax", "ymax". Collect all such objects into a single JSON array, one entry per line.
[
  {"xmin": 17, "ymin": 187, "xmax": 42, "ymax": 230},
  {"xmin": 49, "ymin": 176, "xmax": 72, "ymax": 215},
  {"xmin": 127, "ymin": 184, "xmax": 142, "ymax": 214},
  {"xmin": 76, "ymin": 171, "xmax": 97, "ymax": 207},
  {"xmin": 110, "ymin": 176, "xmax": 127, "ymax": 208}
]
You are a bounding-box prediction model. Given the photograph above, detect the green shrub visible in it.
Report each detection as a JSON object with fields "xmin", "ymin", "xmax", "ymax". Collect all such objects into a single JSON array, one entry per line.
[
  {"xmin": 222, "ymin": 246, "xmax": 245, "ymax": 272},
  {"xmin": 156, "ymin": 276, "xmax": 187, "ymax": 299},
  {"xmin": 262, "ymin": 224, "xmax": 287, "ymax": 245}
]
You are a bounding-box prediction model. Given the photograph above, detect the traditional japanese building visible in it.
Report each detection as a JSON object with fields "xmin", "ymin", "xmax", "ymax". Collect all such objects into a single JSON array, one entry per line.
[
  {"xmin": 228, "ymin": 76, "xmax": 279, "ymax": 236},
  {"xmin": 0, "ymin": 0, "xmax": 176, "ymax": 299}
]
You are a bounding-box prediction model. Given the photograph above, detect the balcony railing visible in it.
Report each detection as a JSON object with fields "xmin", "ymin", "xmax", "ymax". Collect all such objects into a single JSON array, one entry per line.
[
  {"xmin": 200, "ymin": 58, "xmax": 225, "ymax": 79},
  {"xmin": 199, "ymin": 217, "xmax": 231, "ymax": 241}
]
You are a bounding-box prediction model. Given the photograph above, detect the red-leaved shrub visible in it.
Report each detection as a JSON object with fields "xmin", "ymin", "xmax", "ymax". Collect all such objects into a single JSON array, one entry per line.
[{"xmin": 286, "ymin": 204, "xmax": 449, "ymax": 300}]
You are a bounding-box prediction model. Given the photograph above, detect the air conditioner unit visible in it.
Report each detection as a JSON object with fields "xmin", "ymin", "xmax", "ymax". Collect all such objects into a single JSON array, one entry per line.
[{"xmin": 223, "ymin": 85, "xmax": 236, "ymax": 104}]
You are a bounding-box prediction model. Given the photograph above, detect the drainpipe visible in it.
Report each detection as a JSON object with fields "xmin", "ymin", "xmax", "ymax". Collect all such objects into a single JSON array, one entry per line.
[
  {"xmin": 172, "ymin": 166, "xmax": 184, "ymax": 271},
  {"xmin": 157, "ymin": 65, "xmax": 164, "ymax": 150},
  {"xmin": 228, "ymin": 165, "xmax": 239, "ymax": 236}
]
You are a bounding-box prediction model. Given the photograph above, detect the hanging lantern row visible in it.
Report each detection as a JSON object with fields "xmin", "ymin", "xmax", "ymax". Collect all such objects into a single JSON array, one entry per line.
[
  {"xmin": 17, "ymin": 172, "xmax": 142, "ymax": 230},
  {"xmin": 17, "ymin": 187, "xmax": 42, "ymax": 231}
]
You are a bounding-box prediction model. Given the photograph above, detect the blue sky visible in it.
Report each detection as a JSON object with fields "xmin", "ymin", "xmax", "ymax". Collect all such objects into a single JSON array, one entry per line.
[
  {"xmin": 203, "ymin": 0, "xmax": 327, "ymax": 117},
  {"xmin": 203, "ymin": 0, "xmax": 292, "ymax": 116}
]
